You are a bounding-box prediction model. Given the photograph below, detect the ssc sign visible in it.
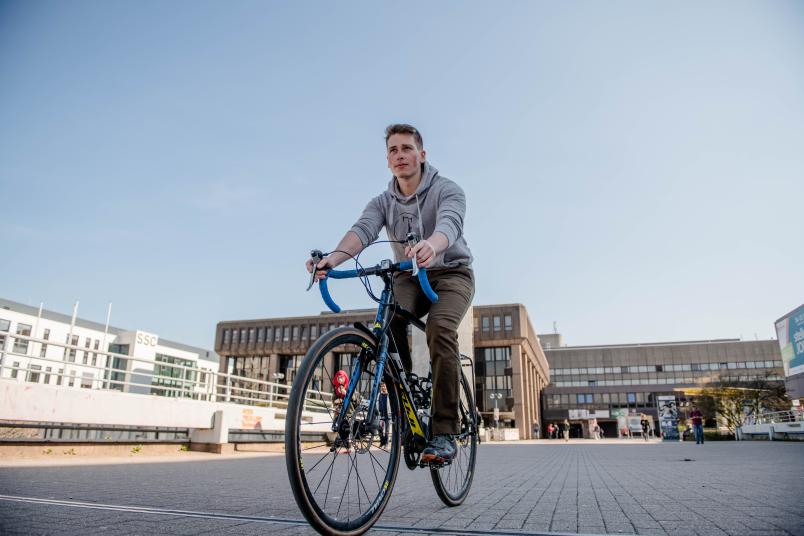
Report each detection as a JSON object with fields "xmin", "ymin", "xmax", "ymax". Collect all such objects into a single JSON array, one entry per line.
[{"xmin": 136, "ymin": 332, "xmax": 158, "ymax": 347}]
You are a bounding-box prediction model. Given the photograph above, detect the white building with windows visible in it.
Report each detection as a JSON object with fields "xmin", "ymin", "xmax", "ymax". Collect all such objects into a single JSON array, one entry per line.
[{"xmin": 0, "ymin": 298, "xmax": 219, "ymax": 398}]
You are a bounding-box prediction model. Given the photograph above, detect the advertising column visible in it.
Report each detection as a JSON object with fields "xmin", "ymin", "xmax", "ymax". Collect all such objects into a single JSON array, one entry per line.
[{"xmin": 657, "ymin": 395, "xmax": 679, "ymax": 441}]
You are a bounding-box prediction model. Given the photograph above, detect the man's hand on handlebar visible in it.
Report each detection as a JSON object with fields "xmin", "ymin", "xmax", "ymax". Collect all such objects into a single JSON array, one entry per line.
[
  {"xmin": 306, "ymin": 256, "xmax": 336, "ymax": 281},
  {"xmin": 405, "ymin": 239, "xmax": 436, "ymax": 268}
]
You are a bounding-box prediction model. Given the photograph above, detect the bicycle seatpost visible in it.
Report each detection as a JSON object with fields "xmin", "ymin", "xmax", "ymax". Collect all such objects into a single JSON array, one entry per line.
[{"xmin": 405, "ymin": 232, "xmax": 420, "ymax": 276}]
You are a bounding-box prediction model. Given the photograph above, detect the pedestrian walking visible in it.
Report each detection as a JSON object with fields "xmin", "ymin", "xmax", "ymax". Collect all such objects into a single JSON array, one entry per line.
[
  {"xmin": 532, "ymin": 420, "xmax": 540, "ymax": 439},
  {"xmin": 640, "ymin": 414, "xmax": 650, "ymax": 441},
  {"xmin": 563, "ymin": 419, "xmax": 570, "ymax": 442},
  {"xmin": 378, "ymin": 382, "xmax": 389, "ymax": 447},
  {"xmin": 547, "ymin": 423, "xmax": 554, "ymax": 439}
]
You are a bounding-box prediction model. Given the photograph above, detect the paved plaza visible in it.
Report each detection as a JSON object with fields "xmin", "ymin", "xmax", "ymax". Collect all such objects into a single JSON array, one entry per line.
[{"xmin": 0, "ymin": 440, "xmax": 802, "ymax": 536}]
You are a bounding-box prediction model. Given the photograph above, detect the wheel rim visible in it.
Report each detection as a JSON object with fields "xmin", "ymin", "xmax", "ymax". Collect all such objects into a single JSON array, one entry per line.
[{"xmin": 432, "ymin": 376, "xmax": 476, "ymax": 500}]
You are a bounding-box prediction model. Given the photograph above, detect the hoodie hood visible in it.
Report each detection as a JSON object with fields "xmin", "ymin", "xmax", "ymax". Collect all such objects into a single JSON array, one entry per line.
[{"xmin": 387, "ymin": 162, "xmax": 439, "ymax": 202}]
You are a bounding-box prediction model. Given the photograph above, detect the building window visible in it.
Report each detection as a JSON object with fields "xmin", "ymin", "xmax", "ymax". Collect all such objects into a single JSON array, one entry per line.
[
  {"xmin": 68, "ymin": 371, "xmax": 76, "ymax": 387},
  {"xmin": 11, "ymin": 361, "xmax": 20, "ymax": 379},
  {"xmin": 301, "ymin": 326, "xmax": 308, "ymax": 340},
  {"xmin": 44, "ymin": 367, "xmax": 52, "ymax": 384},
  {"xmin": 504, "ymin": 315, "xmax": 512, "ymax": 331},
  {"xmin": 493, "ymin": 316, "xmax": 501, "ymax": 332},
  {"xmin": 65, "ymin": 335, "xmax": 79, "ymax": 362},
  {"xmin": 310, "ymin": 325, "xmax": 318, "ymax": 339},
  {"xmin": 279, "ymin": 355, "xmax": 301, "ymax": 383},
  {"xmin": 0, "ymin": 319, "xmax": 10, "ymax": 349},
  {"xmin": 627, "ymin": 392, "xmax": 636, "ymax": 404},
  {"xmin": 284, "ymin": 326, "xmax": 290, "ymax": 342},
  {"xmin": 92, "ymin": 340, "xmax": 100, "ymax": 366},
  {"xmin": 266, "ymin": 327, "xmax": 274, "ymax": 342},
  {"xmin": 478, "ymin": 347, "xmax": 512, "ymax": 412},
  {"xmin": 57, "ymin": 368, "xmax": 64, "ymax": 386},
  {"xmin": 257, "ymin": 327, "xmax": 265, "ymax": 343},
  {"xmin": 13, "ymin": 323, "xmax": 32, "ymax": 354},
  {"xmin": 240, "ymin": 329, "xmax": 247, "ymax": 344},
  {"xmin": 482, "ymin": 317, "xmax": 490, "ymax": 332},
  {"xmin": 106, "ymin": 343, "xmax": 130, "ymax": 392},
  {"xmin": 249, "ymin": 328, "xmax": 256, "ymax": 343},
  {"xmin": 232, "ymin": 329, "xmax": 239, "ymax": 344},
  {"xmin": 27, "ymin": 364, "xmax": 42, "ymax": 383},
  {"xmin": 152, "ymin": 353, "xmax": 198, "ymax": 398},
  {"xmin": 81, "ymin": 373, "xmax": 93, "ymax": 389},
  {"xmin": 223, "ymin": 329, "xmax": 231, "ymax": 345},
  {"xmin": 292, "ymin": 326, "xmax": 299, "ymax": 341},
  {"xmin": 83, "ymin": 338, "xmax": 91, "ymax": 364}
]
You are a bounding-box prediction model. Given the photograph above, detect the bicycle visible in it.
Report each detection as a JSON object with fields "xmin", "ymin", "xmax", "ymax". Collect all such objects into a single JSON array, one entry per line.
[{"xmin": 285, "ymin": 243, "xmax": 478, "ymax": 536}]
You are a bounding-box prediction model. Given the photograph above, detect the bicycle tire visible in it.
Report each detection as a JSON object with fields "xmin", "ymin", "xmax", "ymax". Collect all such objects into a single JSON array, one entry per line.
[
  {"xmin": 429, "ymin": 369, "xmax": 477, "ymax": 506},
  {"xmin": 285, "ymin": 327, "xmax": 402, "ymax": 536}
]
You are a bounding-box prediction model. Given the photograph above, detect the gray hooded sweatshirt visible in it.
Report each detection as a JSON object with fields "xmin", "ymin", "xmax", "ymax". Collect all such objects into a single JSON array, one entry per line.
[{"xmin": 350, "ymin": 162, "xmax": 473, "ymax": 269}]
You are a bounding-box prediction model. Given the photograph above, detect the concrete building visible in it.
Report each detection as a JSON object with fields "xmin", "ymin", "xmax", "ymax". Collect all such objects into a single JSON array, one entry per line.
[
  {"xmin": 215, "ymin": 303, "xmax": 551, "ymax": 439},
  {"xmin": 542, "ymin": 337, "xmax": 785, "ymax": 438},
  {"xmin": 0, "ymin": 298, "xmax": 219, "ymax": 397}
]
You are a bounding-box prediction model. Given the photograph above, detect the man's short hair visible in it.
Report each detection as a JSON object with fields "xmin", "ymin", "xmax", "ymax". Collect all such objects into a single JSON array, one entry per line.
[{"xmin": 385, "ymin": 123, "xmax": 423, "ymax": 149}]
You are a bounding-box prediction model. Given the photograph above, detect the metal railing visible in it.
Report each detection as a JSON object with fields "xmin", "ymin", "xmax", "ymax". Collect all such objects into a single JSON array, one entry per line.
[
  {"xmin": 743, "ymin": 410, "xmax": 803, "ymax": 426},
  {"xmin": 0, "ymin": 331, "xmax": 332, "ymax": 416}
]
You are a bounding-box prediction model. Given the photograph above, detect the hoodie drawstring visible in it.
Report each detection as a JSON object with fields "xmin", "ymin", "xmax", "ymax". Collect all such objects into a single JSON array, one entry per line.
[{"xmin": 415, "ymin": 193, "xmax": 424, "ymax": 239}]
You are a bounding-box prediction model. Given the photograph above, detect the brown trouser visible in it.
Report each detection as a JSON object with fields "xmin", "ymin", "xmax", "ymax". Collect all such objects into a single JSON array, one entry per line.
[{"xmin": 389, "ymin": 265, "xmax": 474, "ymax": 436}]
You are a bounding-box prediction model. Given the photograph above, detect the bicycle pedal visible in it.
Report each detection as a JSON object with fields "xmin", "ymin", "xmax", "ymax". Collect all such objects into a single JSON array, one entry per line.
[{"xmin": 419, "ymin": 459, "xmax": 452, "ymax": 469}]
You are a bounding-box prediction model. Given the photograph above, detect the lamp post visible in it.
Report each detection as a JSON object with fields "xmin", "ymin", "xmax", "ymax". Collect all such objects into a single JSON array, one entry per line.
[
  {"xmin": 270, "ymin": 372, "xmax": 284, "ymax": 407},
  {"xmin": 489, "ymin": 392, "xmax": 502, "ymax": 434}
]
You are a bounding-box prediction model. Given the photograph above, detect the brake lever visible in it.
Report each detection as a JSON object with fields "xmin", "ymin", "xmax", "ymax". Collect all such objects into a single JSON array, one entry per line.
[
  {"xmin": 307, "ymin": 249, "xmax": 324, "ymax": 291},
  {"xmin": 405, "ymin": 233, "xmax": 420, "ymax": 276}
]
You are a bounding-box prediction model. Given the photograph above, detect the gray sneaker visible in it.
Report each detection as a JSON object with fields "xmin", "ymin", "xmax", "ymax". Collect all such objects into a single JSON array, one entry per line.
[{"xmin": 421, "ymin": 435, "xmax": 456, "ymax": 463}]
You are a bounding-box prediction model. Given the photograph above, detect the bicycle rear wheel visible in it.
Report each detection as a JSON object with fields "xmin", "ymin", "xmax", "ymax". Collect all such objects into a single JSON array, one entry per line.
[
  {"xmin": 430, "ymin": 367, "xmax": 477, "ymax": 506},
  {"xmin": 285, "ymin": 327, "xmax": 402, "ymax": 536}
]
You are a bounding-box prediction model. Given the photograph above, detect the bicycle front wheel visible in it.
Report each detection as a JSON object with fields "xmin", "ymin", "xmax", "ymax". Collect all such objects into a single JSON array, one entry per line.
[
  {"xmin": 430, "ymin": 367, "xmax": 477, "ymax": 506},
  {"xmin": 285, "ymin": 327, "xmax": 402, "ymax": 536}
]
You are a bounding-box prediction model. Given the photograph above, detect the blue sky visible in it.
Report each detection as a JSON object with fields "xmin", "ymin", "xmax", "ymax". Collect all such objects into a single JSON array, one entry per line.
[{"xmin": 1, "ymin": 1, "xmax": 802, "ymax": 350}]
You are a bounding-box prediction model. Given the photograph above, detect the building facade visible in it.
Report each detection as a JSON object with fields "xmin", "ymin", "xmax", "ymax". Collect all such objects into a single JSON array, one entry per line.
[
  {"xmin": 542, "ymin": 337, "xmax": 785, "ymax": 438},
  {"xmin": 215, "ymin": 303, "xmax": 551, "ymax": 439},
  {"xmin": 0, "ymin": 298, "xmax": 219, "ymax": 397}
]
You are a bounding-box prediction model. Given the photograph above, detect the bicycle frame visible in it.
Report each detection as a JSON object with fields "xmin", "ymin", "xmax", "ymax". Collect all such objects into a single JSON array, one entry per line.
[{"xmin": 331, "ymin": 271, "xmax": 430, "ymax": 444}]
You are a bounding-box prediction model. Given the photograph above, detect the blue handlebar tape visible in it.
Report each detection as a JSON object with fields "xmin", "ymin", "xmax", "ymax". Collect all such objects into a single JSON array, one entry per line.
[
  {"xmin": 318, "ymin": 277, "xmax": 341, "ymax": 313},
  {"xmin": 418, "ymin": 267, "xmax": 439, "ymax": 303},
  {"xmin": 397, "ymin": 261, "xmax": 438, "ymax": 303}
]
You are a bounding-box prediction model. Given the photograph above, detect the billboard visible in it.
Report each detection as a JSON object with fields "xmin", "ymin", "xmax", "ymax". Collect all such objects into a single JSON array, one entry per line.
[{"xmin": 775, "ymin": 304, "xmax": 804, "ymax": 378}]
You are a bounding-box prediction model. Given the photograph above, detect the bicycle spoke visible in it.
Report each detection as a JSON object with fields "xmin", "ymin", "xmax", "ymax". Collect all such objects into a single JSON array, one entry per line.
[{"xmin": 313, "ymin": 451, "xmax": 338, "ymax": 495}]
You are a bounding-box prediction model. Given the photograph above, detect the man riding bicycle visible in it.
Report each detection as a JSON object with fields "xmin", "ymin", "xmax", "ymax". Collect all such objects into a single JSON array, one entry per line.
[{"xmin": 306, "ymin": 123, "xmax": 474, "ymax": 463}]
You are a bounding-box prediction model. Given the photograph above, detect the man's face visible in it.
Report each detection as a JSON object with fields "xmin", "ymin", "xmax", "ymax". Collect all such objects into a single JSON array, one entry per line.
[{"xmin": 386, "ymin": 133, "xmax": 426, "ymax": 180}]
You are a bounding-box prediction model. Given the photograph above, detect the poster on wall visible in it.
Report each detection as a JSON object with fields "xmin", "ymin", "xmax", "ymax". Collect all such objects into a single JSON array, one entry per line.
[
  {"xmin": 657, "ymin": 395, "xmax": 679, "ymax": 441},
  {"xmin": 775, "ymin": 304, "xmax": 804, "ymax": 377}
]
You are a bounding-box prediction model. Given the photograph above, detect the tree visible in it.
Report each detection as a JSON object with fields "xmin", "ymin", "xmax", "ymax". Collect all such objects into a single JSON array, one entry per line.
[{"xmin": 682, "ymin": 373, "xmax": 789, "ymax": 436}]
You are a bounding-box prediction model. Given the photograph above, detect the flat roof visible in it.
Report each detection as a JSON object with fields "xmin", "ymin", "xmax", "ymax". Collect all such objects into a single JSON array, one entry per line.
[
  {"xmin": 543, "ymin": 338, "xmax": 773, "ymax": 351},
  {"xmin": 0, "ymin": 298, "xmax": 217, "ymax": 362}
]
